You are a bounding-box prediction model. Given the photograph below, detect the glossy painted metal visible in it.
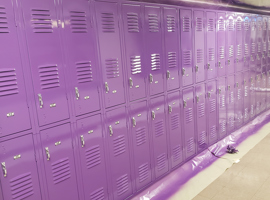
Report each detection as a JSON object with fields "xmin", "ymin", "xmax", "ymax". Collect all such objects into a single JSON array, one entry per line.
[{"xmin": 218, "ymin": 77, "xmax": 227, "ymax": 138}]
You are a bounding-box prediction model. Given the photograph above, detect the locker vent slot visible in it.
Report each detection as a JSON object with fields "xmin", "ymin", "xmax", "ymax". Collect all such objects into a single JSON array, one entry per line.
[
  {"xmin": 31, "ymin": 9, "xmax": 53, "ymax": 33},
  {"xmin": 148, "ymin": 14, "xmax": 159, "ymax": 32},
  {"xmin": 229, "ymin": 116, "xmax": 234, "ymax": 128},
  {"xmin": 113, "ymin": 135, "xmax": 126, "ymax": 157},
  {"xmin": 210, "ymin": 125, "xmax": 216, "ymax": 139},
  {"xmin": 244, "ymin": 19, "xmax": 249, "ymax": 31},
  {"xmin": 173, "ymin": 145, "xmax": 182, "ymax": 162},
  {"xmin": 38, "ymin": 65, "xmax": 60, "ymax": 90},
  {"xmin": 244, "ymin": 107, "xmax": 248, "ymax": 119},
  {"xmin": 258, "ymin": 42, "xmax": 261, "ymax": 53},
  {"xmin": 220, "ymin": 94, "xmax": 225, "ymax": 108},
  {"xmin": 244, "ymin": 86, "xmax": 248, "ymax": 97},
  {"xmin": 237, "ymin": 89, "xmax": 241, "ymax": 100},
  {"xmin": 220, "ymin": 120, "xmax": 226, "ymax": 133},
  {"xmin": 171, "ymin": 114, "xmax": 180, "ymax": 130},
  {"xmin": 0, "ymin": 7, "xmax": 9, "ymax": 33},
  {"xmin": 263, "ymin": 42, "xmax": 267, "ymax": 52},
  {"xmin": 130, "ymin": 56, "xmax": 142, "ymax": 74},
  {"xmin": 199, "ymin": 131, "xmax": 206, "ymax": 146},
  {"xmin": 116, "ymin": 174, "xmax": 129, "ymax": 196},
  {"xmin": 138, "ymin": 163, "xmax": 149, "ymax": 183},
  {"xmin": 210, "ymin": 98, "xmax": 216, "ymax": 113},
  {"xmin": 182, "ymin": 16, "xmax": 191, "ymax": 32},
  {"xmin": 185, "ymin": 108, "xmax": 193, "ymax": 123},
  {"xmin": 245, "ymin": 44, "xmax": 249, "ymax": 56},
  {"xmin": 251, "ymin": 43, "xmax": 256, "ymax": 54},
  {"xmin": 9, "ymin": 172, "xmax": 34, "ymax": 199},
  {"xmin": 51, "ymin": 158, "xmax": 71, "ymax": 184},
  {"xmin": 208, "ymin": 48, "xmax": 215, "ymax": 61},
  {"xmin": 228, "ymin": 18, "xmax": 234, "ymax": 31},
  {"xmin": 218, "ymin": 18, "xmax": 225, "ymax": 31},
  {"xmin": 151, "ymin": 54, "xmax": 161, "ymax": 71},
  {"xmin": 90, "ymin": 187, "xmax": 105, "ymax": 200},
  {"xmin": 183, "ymin": 51, "xmax": 191, "ymax": 66},
  {"xmin": 219, "ymin": 46, "xmax": 225, "ymax": 59},
  {"xmin": 187, "ymin": 137, "xmax": 194, "ymax": 153},
  {"xmin": 196, "ymin": 17, "xmax": 203, "ymax": 32},
  {"xmin": 230, "ymin": 91, "xmax": 234, "ymax": 103},
  {"xmin": 207, "ymin": 18, "xmax": 214, "ymax": 32},
  {"xmin": 0, "ymin": 68, "xmax": 19, "ymax": 97},
  {"xmin": 237, "ymin": 44, "xmax": 242, "ymax": 57},
  {"xmin": 105, "ymin": 58, "xmax": 119, "ymax": 79},
  {"xmin": 76, "ymin": 61, "xmax": 93, "ymax": 83},
  {"xmin": 154, "ymin": 120, "xmax": 164, "ymax": 137},
  {"xmin": 168, "ymin": 52, "xmax": 177, "ymax": 68},
  {"xmin": 101, "ymin": 12, "xmax": 115, "ymax": 33},
  {"xmin": 236, "ymin": 18, "xmax": 242, "ymax": 31},
  {"xmin": 157, "ymin": 153, "xmax": 166, "ymax": 171},
  {"xmin": 229, "ymin": 45, "xmax": 234, "ymax": 58},
  {"xmin": 127, "ymin": 12, "xmax": 139, "ymax": 33},
  {"xmin": 167, "ymin": 15, "xmax": 176, "ymax": 32},
  {"xmin": 197, "ymin": 49, "xmax": 203, "ymax": 63},
  {"xmin": 136, "ymin": 127, "xmax": 146, "ymax": 146},
  {"xmin": 198, "ymin": 103, "xmax": 205, "ymax": 118},
  {"xmin": 85, "ymin": 145, "xmax": 101, "ymax": 169},
  {"xmin": 70, "ymin": 11, "xmax": 87, "ymax": 33}
]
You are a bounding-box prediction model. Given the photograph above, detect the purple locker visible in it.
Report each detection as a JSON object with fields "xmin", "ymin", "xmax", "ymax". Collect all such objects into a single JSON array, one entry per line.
[
  {"xmin": 183, "ymin": 87, "xmax": 196, "ymax": 159},
  {"xmin": 164, "ymin": 7, "xmax": 180, "ymax": 91},
  {"xmin": 76, "ymin": 115, "xmax": 108, "ymax": 200},
  {"xmin": 194, "ymin": 10, "xmax": 205, "ymax": 83},
  {"xmin": 122, "ymin": 4, "xmax": 146, "ymax": 101},
  {"xmin": 106, "ymin": 107, "xmax": 132, "ymax": 200},
  {"xmin": 167, "ymin": 91, "xmax": 183, "ymax": 168},
  {"xmin": 255, "ymin": 73, "xmax": 261, "ymax": 115},
  {"xmin": 21, "ymin": 0, "xmax": 70, "ymax": 126},
  {"xmin": 218, "ymin": 77, "xmax": 227, "ymax": 138},
  {"xmin": 0, "ymin": 0, "xmax": 31, "ymax": 137},
  {"xmin": 61, "ymin": 0, "xmax": 100, "ymax": 116},
  {"xmin": 145, "ymin": 6, "xmax": 164, "ymax": 96},
  {"xmin": 0, "ymin": 134, "xmax": 41, "ymax": 200},
  {"xmin": 40, "ymin": 124, "xmax": 79, "ymax": 200},
  {"xmin": 250, "ymin": 72, "xmax": 256, "ymax": 119},
  {"xmin": 195, "ymin": 84, "xmax": 207, "ymax": 152},
  {"xmin": 267, "ymin": 17, "xmax": 270, "ymax": 65},
  {"xmin": 243, "ymin": 71, "xmax": 251, "ymax": 123},
  {"xmin": 180, "ymin": 9, "xmax": 193, "ymax": 86},
  {"xmin": 267, "ymin": 69, "xmax": 270, "ymax": 108},
  {"xmin": 206, "ymin": 11, "xmax": 216, "ymax": 79},
  {"xmin": 235, "ymin": 13, "xmax": 244, "ymax": 72},
  {"xmin": 243, "ymin": 15, "xmax": 251, "ymax": 70},
  {"xmin": 227, "ymin": 75, "xmax": 235, "ymax": 133},
  {"xmin": 130, "ymin": 101, "xmax": 152, "ymax": 190},
  {"xmin": 250, "ymin": 15, "xmax": 257, "ymax": 69},
  {"xmin": 150, "ymin": 96, "xmax": 168, "ymax": 178},
  {"xmin": 262, "ymin": 16, "xmax": 268, "ymax": 67},
  {"xmin": 261, "ymin": 72, "xmax": 267, "ymax": 112},
  {"xmin": 95, "ymin": 2, "xmax": 125, "ymax": 108},
  {"xmin": 226, "ymin": 12, "xmax": 235, "ymax": 75},
  {"xmin": 256, "ymin": 16, "xmax": 263, "ymax": 71},
  {"xmin": 234, "ymin": 73, "xmax": 243, "ymax": 128},
  {"xmin": 217, "ymin": 12, "xmax": 226, "ymax": 77}
]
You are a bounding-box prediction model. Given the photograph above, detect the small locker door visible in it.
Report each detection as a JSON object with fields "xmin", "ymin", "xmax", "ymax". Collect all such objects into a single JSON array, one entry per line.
[
  {"xmin": 227, "ymin": 75, "xmax": 235, "ymax": 134},
  {"xmin": 130, "ymin": 101, "xmax": 152, "ymax": 190},
  {"xmin": 21, "ymin": 0, "xmax": 69, "ymax": 126},
  {"xmin": 217, "ymin": 12, "xmax": 226, "ymax": 77},
  {"xmin": 267, "ymin": 70, "xmax": 270, "ymax": 108},
  {"xmin": 180, "ymin": 9, "xmax": 193, "ymax": 86},
  {"xmin": 167, "ymin": 91, "xmax": 183, "ymax": 168},
  {"xmin": 257, "ymin": 16, "xmax": 263, "ymax": 71},
  {"xmin": 262, "ymin": 17, "xmax": 268, "ymax": 67},
  {"xmin": 150, "ymin": 96, "xmax": 168, "ymax": 178},
  {"xmin": 0, "ymin": 0, "xmax": 31, "ymax": 136},
  {"xmin": 255, "ymin": 73, "xmax": 261, "ymax": 115},
  {"xmin": 218, "ymin": 77, "xmax": 227, "ymax": 138},
  {"xmin": 183, "ymin": 87, "xmax": 196, "ymax": 159},
  {"xmin": 250, "ymin": 72, "xmax": 256, "ymax": 119},
  {"xmin": 164, "ymin": 7, "xmax": 180, "ymax": 91},
  {"xmin": 226, "ymin": 12, "xmax": 235, "ymax": 75},
  {"xmin": 243, "ymin": 71, "xmax": 251, "ymax": 123},
  {"xmin": 145, "ymin": 6, "xmax": 164, "ymax": 96},
  {"xmin": 62, "ymin": 0, "xmax": 100, "ymax": 116},
  {"xmin": 194, "ymin": 10, "xmax": 205, "ymax": 83},
  {"xmin": 243, "ymin": 15, "xmax": 251, "ymax": 70},
  {"xmin": 261, "ymin": 72, "xmax": 267, "ymax": 112},
  {"xmin": 0, "ymin": 135, "xmax": 41, "ymax": 200},
  {"xmin": 122, "ymin": 4, "xmax": 146, "ymax": 101},
  {"xmin": 206, "ymin": 11, "xmax": 216, "ymax": 79},
  {"xmin": 234, "ymin": 73, "xmax": 243, "ymax": 128},
  {"xmin": 250, "ymin": 15, "xmax": 257, "ymax": 69},
  {"xmin": 40, "ymin": 124, "xmax": 78, "ymax": 200},
  {"xmin": 76, "ymin": 115, "xmax": 108, "ymax": 200},
  {"xmin": 95, "ymin": 2, "xmax": 125, "ymax": 108},
  {"xmin": 195, "ymin": 84, "xmax": 207, "ymax": 152},
  {"xmin": 235, "ymin": 14, "xmax": 244, "ymax": 72},
  {"xmin": 106, "ymin": 107, "xmax": 132, "ymax": 200}
]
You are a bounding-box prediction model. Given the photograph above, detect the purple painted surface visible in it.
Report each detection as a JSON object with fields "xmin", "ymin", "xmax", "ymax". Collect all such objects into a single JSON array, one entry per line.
[
  {"xmin": 261, "ymin": 16, "xmax": 268, "ymax": 67},
  {"xmin": 218, "ymin": 77, "xmax": 227, "ymax": 138},
  {"xmin": 267, "ymin": 69, "xmax": 270, "ymax": 108},
  {"xmin": 256, "ymin": 15, "xmax": 263, "ymax": 72},
  {"xmin": 243, "ymin": 14, "xmax": 251, "ymax": 70},
  {"xmin": 226, "ymin": 12, "xmax": 236, "ymax": 75},
  {"xmin": 243, "ymin": 71, "xmax": 251, "ymax": 123},
  {"xmin": 227, "ymin": 75, "xmax": 235, "ymax": 133},
  {"xmin": 234, "ymin": 72, "xmax": 243, "ymax": 128},
  {"xmin": 217, "ymin": 12, "xmax": 227, "ymax": 76},
  {"xmin": 255, "ymin": 73, "xmax": 261, "ymax": 115},
  {"xmin": 261, "ymin": 72, "xmax": 267, "ymax": 112},
  {"xmin": 250, "ymin": 70, "xmax": 257, "ymax": 119},
  {"xmin": 235, "ymin": 13, "xmax": 244, "ymax": 72},
  {"xmin": 250, "ymin": 14, "xmax": 257, "ymax": 69}
]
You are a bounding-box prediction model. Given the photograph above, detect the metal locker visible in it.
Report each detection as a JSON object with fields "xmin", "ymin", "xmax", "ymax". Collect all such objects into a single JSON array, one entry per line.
[
  {"xmin": 21, "ymin": 0, "xmax": 70, "ymax": 126},
  {"xmin": 0, "ymin": 134, "xmax": 41, "ymax": 200},
  {"xmin": 130, "ymin": 101, "xmax": 152, "ymax": 190},
  {"xmin": 95, "ymin": 2, "xmax": 125, "ymax": 108},
  {"xmin": 256, "ymin": 16, "xmax": 263, "ymax": 72},
  {"xmin": 40, "ymin": 123, "xmax": 79, "ymax": 200},
  {"xmin": 250, "ymin": 14, "xmax": 257, "ymax": 69},
  {"xmin": 262, "ymin": 16, "xmax": 268, "ymax": 67},
  {"xmin": 261, "ymin": 72, "xmax": 267, "ymax": 112},
  {"xmin": 227, "ymin": 75, "xmax": 235, "ymax": 134},
  {"xmin": 235, "ymin": 13, "xmax": 244, "ymax": 72},
  {"xmin": 226, "ymin": 12, "xmax": 236, "ymax": 75},
  {"xmin": 0, "ymin": 0, "xmax": 31, "ymax": 137},
  {"xmin": 61, "ymin": 0, "xmax": 100, "ymax": 116},
  {"xmin": 217, "ymin": 12, "xmax": 226, "ymax": 77},
  {"xmin": 234, "ymin": 73, "xmax": 243, "ymax": 128},
  {"xmin": 255, "ymin": 73, "xmax": 261, "ymax": 115},
  {"xmin": 167, "ymin": 91, "xmax": 183, "ymax": 168},
  {"xmin": 194, "ymin": 10, "xmax": 205, "ymax": 83},
  {"xmin": 164, "ymin": 7, "xmax": 180, "ymax": 91},
  {"xmin": 267, "ymin": 69, "xmax": 270, "ymax": 108},
  {"xmin": 218, "ymin": 77, "xmax": 227, "ymax": 138},
  {"xmin": 76, "ymin": 115, "xmax": 108, "ymax": 200},
  {"xmin": 122, "ymin": 4, "xmax": 146, "ymax": 101},
  {"xmin": 243, "ymin": 71, "xmax": 251, "ymax": 123},
  {"xmin": 106, "ymin": 107, "xmax": 132, "ymax": 200},
  {"xmin": 243, "ymin": 14, "xmax": 251, "ymax": 70},
  {"xmin": 180, "ymin": 9, "xmax": 194, "ymax": 86},
  {"xmin": 267, "ymin": 18, "xmax": 270, "ymax": 65},
  {"xmin": 195, "ymin": 84, "xmax": 207, "ymax": 152},
  {"xmin": 150, "ymin": 96, "xmax": 168, "ymax": 178},
  {"xmin": 250, "ymin": 72, "xmax": 256, "ymax": 119}
]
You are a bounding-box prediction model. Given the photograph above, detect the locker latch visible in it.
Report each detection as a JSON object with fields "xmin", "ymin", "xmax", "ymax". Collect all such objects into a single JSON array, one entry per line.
[
  {"xmin": 218, "ymin": 61, "xmax": 221, "ymax": 68},
  {"xmin": 1, "ymin": 162, "xmax": 7, "ymax": 177},
  {"xmin": 183, "ymin": 100, "xmax": 187, "ymax": 108},
  {"xmin": 151, "ymin": 111, "xmax": 155, "ymax": 120},
  {"xmin": 195, "ymin": 65, "xmax": 199, "ymax": 72},
  {"xmin": 129, "ymin": 77, "xmax": 133, "ymax": 88},
  {"xmin": 236, "ymin": 58, "xmax": 239, "ymax": 63},
  {"xmin": 105, "ymin": 82, "xmax": 109, "ymax": 93},
  {"xmin": 228, "ymin": 59, "xmax": 230, "ymax": 65},
  {"xmin": 257, "ymin": 54, "xmax": 260, "ymax": 60},
  {"xmin": 149, "ymin": 74, "xmax": 153, "ymax": 83},
  {"xmin": 244, "ymin": 56, "xmax": 246, "ymax": 62},
  {"xmin": 244, "ymin": 80, "xmax": 246, "ymax": 85},
  {"xmin": 167, "ymin": 70, "xmax": 171, "ymax": 79},
  {"xmin": 75, "ymin": 87, "xmax": 80, "ymax": 100},
  {"xmin": 218, "ymin": 88, "xmax": 221, "ymax": 94},
  {"xmin": 228, "ymin": 85, "xmax": 231, "ymax": 90},
  {"xmin": 207, "ymin": 92, "xmax": 211, "ymax": 98},
  {"xmin": 236, "ymin": 82, "xmax": 239, "ymax": 88},
  {"xmin": 45, "ymin": 147, "xmax": 50, "ymax": 161},
  {"xmin": 80, "ymin": 135, "xmax": 85, "ymax": 147},
  {"xmin": 168, "ymin": 105, "xmax": 172, "ymax": 114},
  {"xmin": 207, "ymin": 63, "xmax": 210, "ymax": 69},
  {"xmin": 182, "ymin": 68, "xmax": 185, "ymax": 76},
  {"xmin": 251, "ymin": 77, "xmax": 253, "ymax": 83},
  {"xmin": 196, "ymin": 96, "xmax": 199, "ymax": 103},
  {"xmin": 132, "ymin": 117, "xmax": 136, "ymax": 127},
  {"xmin": 251, "ymin": 55, "xmax": 254, "ymax": 61},
  {"xmin": 109, "ymin": 125, "xmax": 113, "ymax": 136},
  {"xmin": 38, "ymin": 94, "xmax": 43, "ymax": 108}
]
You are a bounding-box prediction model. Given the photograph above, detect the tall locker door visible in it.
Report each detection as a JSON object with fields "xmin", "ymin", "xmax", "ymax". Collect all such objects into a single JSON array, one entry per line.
[
  {"xmin": 183, "ymin": 87, "xmax": 196, "ymax": 159},
  {"xmin": 262, "ymin": 17, "xmax": 268, "ymax": 67},
  {"xmin": 250, "ymin": 15, "xmax": 257, "ymax": 69},
  {"xmin": 217, "ymin": 12, "xmax": 226, "ymax": 77},
  {"xmin": 145, "ymin": 6, "xmax": 164, "ymax": 96},
  {"xmin": 130, "ymin": 101, "xmax": 152, "ymax": 190},
  {"xmin": 62, "ymin": 0, "xmax": 100, "ymax": 116},
  {"xmin": 0, "ymin": 135, "xmax": 41, "ymax": 200},
  {"xmin": 226, "ymin": 12, "xmax": 235, "ymax": 75},
  {"xmin": 76, "ymin": 115, "xmax": 108, "ymax": 200},
  {"xmin": 218, "ymin": 77, "xmax": 227, "ymax": 138},
  {"xmin": 243, "ymin": 15, "xmax": 251, "ymax": 71},
  {"xmin": 234, "ymin": 73, "xmax": 243, "ymax": 128},
  {"xmin": 106, "ymin": 107, "xmax": 132, "ymax": 200},
  {"xmin": 122, "ymin": 4, "xmax": 146, "ymax": 101},
  {"xmin": 255, "ymin": 73, "xmax": 261, "ymax": 115},
  {"xmin": 0, "ymin": 0, "xmax": 31, "ymax": 136},
  {"xmin": 235, "ymin": 14, "xmax": 244, "ymax": 72},
  {"xmin": 250, "ymin": 72, "xmax": 256, "ymax": 119},
  {"xmin": 164, "ymin": 7, "xmax": 180, "ymax": 91},
  {"xmin": 227, "ymin": 75, "xmax": 235, "ymax": 134},
  {"xmin": 95, "ymin": 2, "xmax": 125, "ymax": 108},
  {"xmin": 267, "ymin": 18, "xmax": 270, "ymax": 65},
  {"xmin": 261, "ymin": 72, "xmax": 267, "ymax": 112},
  {"xmin": 257, "ymin": 16, "xmax": 263, "ymax": 72},
  {"xmin": 180, "ymin": 9, "xmax": 193, "ymax": 86},
  {"xmin": 21, "ymin": 0, "xmax": 69, "ymax": 126},
  {"xmin": 195, "ymin": 84, "xmax": 207, "ymax": 152},
  {"xmin": 150, "ymin": 96, "xmax": 168, "ymax": 178},
  {"xmin": 267, "ymin": 70, "xmax": 270, "ymax": 108},
  {"xmin": 167, "ymin": 91, "xmax": 183, "ymax": 168},
  {"xmin": 206, "ymin": 12, "xmax": 216, "ymax": 79},
  {"xmin": 40, "ymin": 124, "xmax": 78, "ymax": 200},
  {"xmin": 194, "ymin": 10, "xmax": 205, "ymax": 83},
  {"xmin": 243, "ymin": 71, "xmax": 251, "ymax": 123}
]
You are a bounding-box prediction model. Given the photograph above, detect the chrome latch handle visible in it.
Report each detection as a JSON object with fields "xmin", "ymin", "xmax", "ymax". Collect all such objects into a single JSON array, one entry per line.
[
  {"xmin": 168, "ymin": 105, "xmax": 172, "ymax": 114},
  {"xmin": 132, "ymin": 117, "xmax": 136, "ymax": 127},
  {"xmin": 80, "ymin": 135, "xmax": 85, "ymax": 147},
  {"xmin": 167, "ymin": 70, "xmax": 170, "ymax": 79},
  {"xmin": 1, "ymin": 162, "xmax": 7, "ymax": 177},
  {"xmin": 151, "ymin": 111, "xmax": 155, "ymax": 120},
  {"xmin": 129, "ymin": 77, "xmax": 133, "ymax": 88},
  {"xmin": 183, "ymin": 100, "xmax": 187, "ymax": 108},
  {"xmin": 75, "ymin": 87, "xmax": 79, "ymax": 100},
  {"xmin": 105, "ymin": 82, "xmax": 109, "ymax": 93},
  {"xmin": 109, "ymin": 125, "xmax": 113, "ymax": 136},
  {"xmin": 196, "ymin": 96, "xmax": 200, "ymax": 103},
  {"xmin": 38, "ymin": 94, "xmax": 43, "ymax": 108},
  {"xmin": 45, "ymin": 147, "xmax": 50, "ymax": 161},
  {"xmin": 182, "ymin": 68, "xmax": 185, "ymax": 76},
  {"xmin": 149, "ymin": 74, "xmax": 153, "ymax": 83},
  {"xmin": 195, "ymin": 65, "xmax": 199, "ymax": 72}
]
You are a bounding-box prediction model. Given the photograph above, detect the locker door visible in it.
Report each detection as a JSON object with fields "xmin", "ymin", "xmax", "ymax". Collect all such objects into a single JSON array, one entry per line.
[
  {"xmin": 250, "ymin": 72, "xmax": 256, "ymax": 119},
  {"xmin": 145, "ymin": 6, "xmax": 164, "ymax": 96},
  {"xmin": 227, "ymin": 75, "xmax": 235, "ymax": 133},
  {"xmin": 261, "ymin": 72, "xmax": 267, "ymax": 112},
  {"xmin": 76, "ymin": 115, "xmax": 108, "ymax": 200},
  {"xmin": 106, "ymin": 107, "xmax": 132, "ymax": 200},
  {"xmin": 257, "ymin": 16, "xmax": 263, "ymax": 72},
  {"xmin": 243, "ymin": 71, "xmax": 250, "ymax": 123},
  {"xmin": 0, "ymin": 135, "xmax": 41, "ymax": 200},
  {"xmin": 234, "ymin": 73, "xmax": 243, "ymax": 128},
  {"xmin": 195, "ymin": 84, "xmax": 207, "ymax": 152},
  {"xmin": 262, "ymin": 17, "xmax": 268, "ymax": 67},
  {"xmin": 95, "ymin": 2, "xmax": 125, "ymax": 108},
  {"xmin": 122, "ymin": 4, "xmax": 146, "ymax": 101},
  {"xmin": 167, "ymin": 91, "xmax": 183, "ymax": 168},
  {"xmin": 255, "ymin": 73, "xmax": 261, "ymax": 115},
  {"xmin": 150, "ymin": 96, "xmax": 168, "ymax": 178},
  {"xmin": 130, "ymin": 101, "xmax": 152, "ymax": 190},
  {"xmin": 164, "ymin": 7, "xmax": 180, "ymax": 91},
  {"xmin": 243, "ymin": 15, "xmax": 251, "ymax": 70},
  {"xmin": 267, "ymin": 69, "xmax": 270, "ymax": 108},
  {"xmin": 40, "ymin": 124, "xmax": 78, "ymax": 200},
  {"xmin": 194, "ymin": 10, "xmax": 205, "ymax": 83},
  {"xmin": 267, "ymin": 18, "xmax": 270, "ymax": 65},
  {"xmin": 0, "ymin": 0, "xmax": 31, "ymax": 136},
  {"xmin": 180, "ymin": 9, "xmax": 193, "ymax": 86},
  {"xmin": 250, "ymin": 15, "xmax": 257, "ymax": 69},
  {"xmin": 217, "ymin": 12, "xmax": 226, "ymax": 77},
  {"xmin": 62, "ymin": 0, "xmax": 100, "ymax": 116},
  {"xmin": 218, "ymin": 77, "xmax": 227, "ymax": 138},
  {"xmin": 183, "ymin": 87, "xmax": 195, "ymax": 159},
  {"xmin": 226, "ymin": 12, "xmax": 235, "ymax": 75},
  {"xmin": 21, "ymin": 0, "xmax": 69, "ymax": 126},
  {"xmin": 235, "ymin": 14, "xmax": 244, "ymax": 72}
]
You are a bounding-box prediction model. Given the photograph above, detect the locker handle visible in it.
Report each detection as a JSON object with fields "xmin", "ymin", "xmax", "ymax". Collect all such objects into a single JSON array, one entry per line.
[
  {"xmin": 183, "ymin": 100, "xmax": 187, "ymax": 108},
  {"xmin": 45, "ymin": 147, "xmax": 50, "ymax": 161},
  {"xmin": 1, "ymin": 162, "xmax": 7, "ymax": 177},
  {"xmin": 149, "ymin": 74, "xmax": 153, "ymax": 83},
  {"xmin": 80, "ymin": 135, "xmax": 85, "ymax": 147},
  {"xmin": 105, "ymin": 82, "xmax": 109, "ymax": 93},
  {"xmin": 129, "ymin": 77, "xmax": 133, "ymax": 88},
  {"xmin": 167, "ymin": 70, "xmax": 170, "ymax": 79},
  {"xmin": 218, "ymin": 61, "xmax": 221, "ymax": 67},
  {"xmin": 151, "ymin": 111, "xmax": 155, "ymax": 120},
  {"xmin": 75, "ymin": 87, "xmax": 80, "ymax": 100},
  {"xmin": 195, "ymin": 65, "xmax": 199, "ymax": 72},
  {"xmin": 38, "ymin": 94, "xmax": 43, "ymax": 108},
  {"xmin": 182, "ymin": 68, "xmax": 185, "ymax": 76},
  {"xmin": 196, "ymin": 96, "xmax": 199, "ymax": 103},
  {"xmin": 168, "ymin": 105, "xmax": 172, "ymax": 114},
  {"xmin": 109, "ymin": 125, "xmax": 113, "ymax": 136},
  {"xmin": 228, "ymin": 59, "xmax": 230, "ymax": 65},
  {"xmin": 207, "ymin": 63, "xmax": 210, "ymax": 69},
  {"xmin": 257, "ymin": 54, "xmax": 260, "ymax": 60},
  {"xmin": 218, "ymin": 88, "xmax": 221, "ymax": 94},
  {"xmin": 132, "ymin": 117, "xmax": 136, "ymax": 127},
  {"xmin": 208, "ymin": 92, "xmax": 211, "ymax": 98}
]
